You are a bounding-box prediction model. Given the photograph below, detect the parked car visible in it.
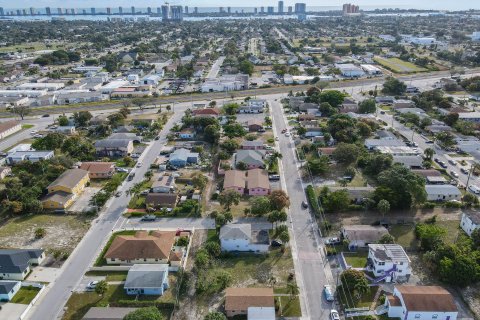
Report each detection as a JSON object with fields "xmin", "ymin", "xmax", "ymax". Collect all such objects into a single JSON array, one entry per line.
[
  {"xmin": 324, "ymin": 285, "xmax": 334, "ymax": 302},
  {"xmin": 141, "ymin": 214, "xmax": 157, "ymax": 221},
  {"xmin": 461, "ymin": 168, "xmax": 469, "ymax": 175},
  {"xmin": 450, "ymin": 171, "xmax": 459, "ymax": 178},
  {"xmin": 285, "ymin": 132, "xmax": 291, "ymax": 137},
  {"xmin": 325, "ymin": 237, "xmax": 341, "ymax": 245},
  {"xmin": 281, "ymin": 129, "xmax": 287, "ymax": 134},
  {"xmin": 116, "ymin": 167, "xmax": 129, "ymax": 173},
  {"xmin": 468, "ymin": 185, "xmax": 480, "ymax": 195},
  {"xmin": 448, "ymin": 159, "xmax": 457, "ymax": 165},
  {"xmin": 271, "ymin": 239, "xmax": 283, "ymax": 247},
  {"xmin": 115, "ymin": 191, "xmax": 122, "ymax": 197},
  {"xmin": 42, "ymin": 114, "xmax": 50, "ymax": 117},
  {"xmin": 330, "ymin": 310, "xmax": 340, "ymax": 320},
  {"xmin": 301, "ymin": 201, "xmax": 308, "ymax": 209},
  {"xmin": 87, "ymin": 281, "xmax": 99, "ymax": 289},
  {"xmin": 268, "ymin": 174, "xmax": 280, "ymax": 181},
  {"xmin": 439, "ymin": 161, "xmax": 448, "ymax": 168},
  {"xmin": 127, "ymin": 173, "xmax": 135, "ymax": 181},
  {"xmin": 136, "ymin": 161, "xmax": 143, "ymax": 168}
]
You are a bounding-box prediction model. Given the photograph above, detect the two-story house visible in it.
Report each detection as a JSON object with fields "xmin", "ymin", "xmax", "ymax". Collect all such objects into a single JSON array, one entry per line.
[{"xmin": 367, "ymin": 244, "xmax": 411, "ymax": 283}]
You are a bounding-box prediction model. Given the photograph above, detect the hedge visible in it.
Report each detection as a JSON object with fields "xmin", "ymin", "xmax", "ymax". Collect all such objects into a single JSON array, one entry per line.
[
  {"xmin": 305, "ymin": 185, "xmax": 321, "ymax": 216},
  {"xmin": 114, "ymin": 300, "xmax": 175, "ymax": 309}
]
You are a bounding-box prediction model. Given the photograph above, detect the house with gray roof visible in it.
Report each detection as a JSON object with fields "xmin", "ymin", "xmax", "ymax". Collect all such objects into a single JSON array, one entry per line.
[
  {"xmin": 124, "ymin": 264, "xmax": 169, "ymax": 296},
  {"xmin": 425, "ymin": 185, "xmax": 461, "ymax": 201},
  {"xmin": 460, "ymin": 211, "xmax": 480, "ymax": 237},
  {"xmin": 234, "ymin": 150, "xmax": 265, "ymax": 169},
  {"xmin": 95, "ymin": 139, "xmax": 134, "ymax": 157},
  {"xmin": 169, "ymin": 148, "xmax": 199, "ymax": 167},
  {"xmin": 109, "ymin": 133, "xmax": 142, "ymax": 143},
  {"xmin": 82, "ymin": 307, "xmax": 138, "ymax": 320},
  {"xmin": 342, "ymin": 225, "xmax": 389, "ymax": 251},
  {"xmin": 5, "ymin": 150, "xmax": 54, "ymax": 165},
  {"xmin": 0, "ymin": 280, "xmax": 21, "ymax": 301},
  {"xmin": 393, "ymin": 155, "xmax": 423, "ymax": 169},
  {"xmin": 220, "ymin": 224, "xmax": 270, "ymax": 253},
  {"xmin": 0, "ymin": 249, "xmax": 45, "ymax": 280}
]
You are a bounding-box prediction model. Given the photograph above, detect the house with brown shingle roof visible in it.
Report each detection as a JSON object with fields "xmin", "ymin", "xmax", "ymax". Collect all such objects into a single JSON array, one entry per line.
[
  {"xmin": 385, "ymin": 285, "xmax": 458, "ymax": 320},
  {"xmin": 145, "ymin": 193, "xmax": 178, "ymax": 210},
  {"xmin": 192, "ymin": 108, "xmax": 220, "ymax": 118},
  {"xmin": 79, "ymin": 162, "xmax": 115, "ymax": 179},
  {"xmin": 0, "ymin": 121, "xmax": 21, "ymax": 139},
  {"xmin": 224, "ymin": 170, "xmax": 246, "ymax": 194},
  {"xmin": 246, "ymin": 169, "xmax": 270, "ymax": 196},
  {"xmin": 104, "ymin": 231, "xmax": 177, "ymax": 265},
  {"xmin": 42, "ymin": 169, "xmax": 90, "ymax": 210},
  {"xmin": 224, "ymin": 287, "xmax": 274, "ymax": 318}
]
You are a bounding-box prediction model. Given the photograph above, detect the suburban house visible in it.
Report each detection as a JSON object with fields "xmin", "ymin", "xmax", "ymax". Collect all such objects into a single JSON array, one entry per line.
[
  {"xmin": 341, "ymin": 225, "xmax": 389, "ymax": 251},
  {"xmin": 42, "ymin": 169, "xmax": 90, "ymax": 209},
  {"xmin": 95, "ymin": 139, "xmax": 134, "ymax": 157},
  {"xmin": 235, "ymin": 150, "xmax": 265, "ymax": 169},
  {"xmin": 0, "ymin": 120, "xmax": 21, "ymax": 139},
  {"xmin": 124, "ymin": 264, "xmax": 169, "ymax": 296},
  {"xmin": 5, "ymin": 150, "xmax": 54, "ymax": 165},
  {"xmin": 151, "ymin": 174, "xmax": 176, "ymax": 193},
  {"xmin": 169, "ymin": 148, "xmax": 199, "ymax": 167},
  {"xmin": 425, "ymin": 185, "xmax": 461, "ymax": 201},
  {"xmin": 56, "ymin": 126, "xmax": 76, "ymax": 135},
  {"xmin": 248, "ymin": 119, "xmax": 264, "ymax": 132},
  {"xmin": 79, "ymin": 162, "xmax": 115, "ymax": 179},
  {"xmin": 179, "ymin": 128, "xmax": 196, "ymax": 139},
  {"xmin": 104, "ymin": 230, "xmax": 176, "ymax": 265},
  {"xmin": 364, "ymin": 138, "xmax": 405, "ymax": 150},
  {"xmin": 246, "ymin": 169, "xmax": 270, "ymax": 196},
  {"xmin": 145, "ymin": 194, "xmax": 178, "ymax": 210},
  {"xmin": 238, "ymin": 103, "xmax": 264, "ymax": 114},
  {"xmin": 0, "ymin": 281, "xmax": 21, "ymax": 301},
  {"xmin": 384, "ymin": 286, "xmax": 458, "ymax": 320},
  {"xmin": 0, "ymin": 167, "xmax": 12, "ymax": 180},
  {"xmin": 109, "ymin": 133, "xmax": 142, "ymax": 143},
  {"xmin": 241, "ymin": 140, "xmax": 265, "ymax": 150},
  {"xmin": 367, "ymin": 244, "xmax": 411, "ymax": 283},
  {"xmin": 224, "ymin": 170, "xmax": 246, "ymax": 194},
  {"xmin": 224, "ymin": 287, "xmax": 275, "ymax": 318},
  {"xmin": 220, "ymin": 224, "xmax": 270, "ymax": 253},
  {"xmin": 460, "ymin": 212, "xmax": 480, "ymax": 237},
  {"xmin": 0, "ymin": 249, "xmax": 45, "ymax": 280},
  {"xmin": 192, "ymin": 108, "xmax": 220, "ymax": 118},
  {"xmin": 82, "ymin": 307, "xmax": 138, "ymax": 320},
  {"xmin": 393, "ymin": 155, "xmax": 424, "ymax": 169}
]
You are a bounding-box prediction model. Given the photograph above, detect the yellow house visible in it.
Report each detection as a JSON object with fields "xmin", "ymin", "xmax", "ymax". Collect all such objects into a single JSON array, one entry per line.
[{"xmin": 42, "ymin": 169, "xmax": 90, "ymax": 209}]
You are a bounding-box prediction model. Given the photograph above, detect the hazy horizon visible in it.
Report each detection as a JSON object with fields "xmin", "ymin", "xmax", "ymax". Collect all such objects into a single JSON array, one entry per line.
[{"xmin": 1, "ymin": 1, "xmax": 479, "ymax": 11}]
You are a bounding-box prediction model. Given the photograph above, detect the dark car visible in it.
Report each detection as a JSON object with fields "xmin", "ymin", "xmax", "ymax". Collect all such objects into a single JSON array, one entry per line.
[
  {"xmin": 301, "ymin": 201, "xmax": 308, "ymax": 209},
  {"xmin": 461, "ymin": 168, "xmax": 469, "ymax": 175},
  {"xmin": 271, "ymin": 239, "xmax": 283, "ymax": 247},
  {"xmin": 141, "ymin": 215, "xmax": 156, "ymax": 222},
  {"xmin": 127, "ymin": 173, "xmax": 135, "ymax": 181},
  {"xmin": 42, "ymin": 114, "xmax": 50, "ymax": 117}
]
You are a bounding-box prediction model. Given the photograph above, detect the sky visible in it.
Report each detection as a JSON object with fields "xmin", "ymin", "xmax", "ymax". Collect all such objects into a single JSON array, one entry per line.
[{"xmin": 1, "ymin": 0, "xmax": 479, "ymax": 10}]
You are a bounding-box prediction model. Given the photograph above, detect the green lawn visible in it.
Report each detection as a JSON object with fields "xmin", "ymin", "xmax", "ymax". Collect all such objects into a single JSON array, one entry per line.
[
  {"xmin": 374, "ymin": 57, "xmax": 427, "ymax": 73},
  {"xmin": 343, "ymin": 252, "xmax": 368, "ymax": 268},
  {"xmin": 390, "ymin": 225, "xmax": 418, "ymax": 250},
  {"xmin": 63, "ymin": 283, "xmax": 174, "ymax": 320},
  {"xmin": 338, "ymin": 285, "xmax": 378, "ymax": 310},
  {"xmin": 10, "ymin": 286, "xmax": 41, "ymax": 304},
  {"xmin": 84, "ymin": 271, "xmax": 129, "ymax": 281},
  {"xmin": 276, "ymin": 296, "xmax": 302, "ymax": 317},
  {"xmin": 437, "ymin": 220, "xmax": 461, "ymax": 244}
]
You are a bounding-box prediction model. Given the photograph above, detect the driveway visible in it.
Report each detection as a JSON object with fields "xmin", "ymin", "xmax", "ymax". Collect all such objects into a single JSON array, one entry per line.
[
  {"xmin": 74, "ymin": 276, "xmax": 106, "ymax": 292},
  {"xmin": 27, "ymin": 267, "xmax": 62, "ymax": 283},
  {"xmin": 119, "ymin": 217, "xmax": 216, "ymax": 230},
  {"xmin": 67, "ymin": 187, "xmax": 100, "ymax": 213},
  {"xmin": 0, "ymin": 303, "xmax": 28, "ymax": 320}
]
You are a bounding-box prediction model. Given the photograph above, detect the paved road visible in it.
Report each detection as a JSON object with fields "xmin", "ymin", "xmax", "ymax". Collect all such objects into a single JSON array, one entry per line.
[
  {"xmin": 28, "ymin": 102, "xmax": 191, "ymax": 320},
  {"xmin": 0, "ymin": 116, "xmax": 53, "ymax": 152},
  {"xmin": 206, "ymin": 56, "xmax": 225, "ymax": 79},
  {"xmin": 269, "ymin": 97, "xmax": 335, "ymax": 319}
]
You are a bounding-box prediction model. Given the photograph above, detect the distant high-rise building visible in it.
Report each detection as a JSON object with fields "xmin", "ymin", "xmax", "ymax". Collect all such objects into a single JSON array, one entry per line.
[
  {"xmin": 254, "ymin": 8, "xmax": 258, "ymax": 14},
  {"xmin": 260, "ymin": 7, "xmax": 265, "ymax": 13},
  {"xmin": 147, "ymin": 7, "xmax": 152, "ymax": 14},
  {"xmin": 22, "ymin": 9, "xmax": 27, "ymax": 16},
  {"xmin": 45, "ymin": 7, "xmax": 51, "ymax": 15},
  {"xmin": 0, "ymin": 8, "xmax": 4, "ymax": 16},
  {"xmin": 71, "ymin": 8, "xmax": 76, "ymax": 15},
  {"xmin": 343, "ymin": 3, "xmax": 360, "ymax": 15},
  {"xmin": 227, "ymin": 7, "xmax": 231, "ymax": 14},
  {"xmin": 161, "ymin": 4, "xmax": 169, "ymax": 20},
  {"xmin": 185, "ymin": 6, "xmax": 189, "ymax": 14},
  {"xmin": 170, "ymin": 5, "xmax": 183, "ymax": 21},
  {"xmin": 194, "ymin": 7, "xmax": 198, "ymax": 14},
  {"xmin": 91, "ymin": 8, "xmax": 96, "ymax": 15},
  {"xmin": 106, "ymin": 7, "xmax": 111, "ymax": 15},
  {"xmin": 30, "ymin": 7, "xmax": 35, "ymax": 15},
  {"xmin": 119, "ymin": 6, "xmax": 123, "ymax": 14},
  {"xmin": 157, "ymin": 7, "xmax": 161, "ymax": 14},
  {"xmin": 288, "ymin": 6, "xmax": 293, "ymax": 13},
  {"xmin": 278, "ymin": 1, "xmax": 284, "ymax": 14},
  {"xmin": 131, "ymin": 6, "xmax": 135, "ymax": 14},
  {"xmin": 295, "ymin": 3, "xmax": 306, "ymax": 13},
  {"xmin": 267, "ymin": 6, "xmax": 274, "ymax": 14},
  {"xmin": 16, "ymin": 10, "xmax": 21, "ymax": 16},
  {"xmin": 219, "ymin": 7, "xmax": 224, "ymax": 13},
  {"xmin": 57, "ymin": 8, "xmax": 62, "ymax": 15},
  {"xmin": 82, "ymin": 9, "xmax": 87, "ymax": 15}
]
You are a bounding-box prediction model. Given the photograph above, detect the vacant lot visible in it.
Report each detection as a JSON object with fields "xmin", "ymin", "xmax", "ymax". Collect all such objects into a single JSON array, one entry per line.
[
  {"xmin": 374, "ymin": 57, "xmax": 427, "ymax": 73},
  {"xmin": 0, "ymin": 214, "xmax": 91, "ymax": 254}
]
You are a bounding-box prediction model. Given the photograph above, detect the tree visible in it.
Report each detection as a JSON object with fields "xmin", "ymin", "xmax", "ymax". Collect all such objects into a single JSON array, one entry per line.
[
  {"xmin": 444, "ymin": 112, "xmax": 459, "ymax": 126},
  {"xmin": 320, "ymin": 188, "xmax": 350, "ymax": 213},
  {"xmin": 472, "ymin": 229, "xmax": 480, "ymax": 248},
  {"xmin": 279, "ymin": 230, "xmax": 290, "ymax": 246},
  {"xmin": 377, "ymin": 199, "xmax": 390, "ymax": 219},
  {"xmin": 269, "ymin": 190, "xmax": 290, "ymax": 211},
  {"xmin": 315, "ymin": 81, "xmax": 330, "ymax": 92},
  {"xmin": 209, "ymin": 101, "xmax": 217, "ymax": 107},
  {"xmin": 463, "ymin": 193, "xmax": 479, "ymax": 207},
  {"xmin": 332, "ymin": 143, "xmax": 360, "ymax": 165},
  {"xmin": 223, "ymin": 123, "xmax": 246, "ymax": 138},
  {"xmin": 94, "ymin": 280, "xmax": 108, "ymax": 296},
  {"xmin": 204, "ymin": 311, "xmax": 227, "ymax": 320},
  {"xmin": 319, "ymin": 102, "xmax": 337, "ymax": 117},
  {"xmin": 223, "ymin": 103, "xmax": 239, "ymax": 115},
  {"xmin": 415, "ymin": 223, "xmax": 447, "ymax": 251},
  {"xmin": 192, "ymin": 173, "xmax": 208, "ymax": 190},
  {"xmin": 268, "ymin": 151, "xmax": 283, "ymax": 170},
  {"xmin": 250, "ymin": 196, "xmax": 272, "ymax": 216},
  {"xmin": 123, "ymin": 307, "xmax": 164, "ymax": 320},
  {"xmin": 268, "ymin": 210, "xmax": 287, "ymax": 228},
  {"xmin": 73, "ymin": 111, "xmax": 93, "ymax": 127},
  {"xmin": 382, "ymin": 77, "xmax": 407, "ymax": 95},
  {"xmin": 205, "ymin": 241, "xmax": 221, "ymax": 257},
  {"xmin": 286, "ymin": 282, "xmax": 299, "ymax": 301},
  {"xmin": 11, "ymin": 105, "xmax": 31, "ymax": 120},
  {"xmin": 204, "ymin": 124, "xmax": 221, "ymax": 143},
  {"xmin": 358, "ymin": 99, "xmax": 376, "ymax": 114},
  {"xmin": 327, "ymin": 114, "xmax": 357, "ymax": 143},
  {"xmin": 424, "ymin": 148, "xmax": 435, "ymax": 161},
  {"xmin": 35, "ymin": 228, "xmax": 46, "ymax": 239},
  {"xmin": 58, "ymin": 115, "xmax": 69, "ymax": 126},
  {"xmin": 319, "ymin": 90, "xmax": 346, "ymax": 108},
  {"xmin": 195, "ymin": 249, "xmax": 210, "ymax": 268},
  {"xmin": 220, "ymin": 139, "xmax": 240, "ymax": 153},
  {"xmin": 340, "ymin": 269, "xmax": 369, "ymax": 301},
  {"xmin": 132, "ymin": 98, "xmax": 147, "ymax": 110},
  {"xmin": 218, "ymin": 190, "xmax": 241, "ymax": 210},
  {"xmin": 238, "ymin": 60, "xmax": 254, "ymax": 75},
  {"xmin": 378, "ymin": 234, "xmax": 395, "ymax": 244}
]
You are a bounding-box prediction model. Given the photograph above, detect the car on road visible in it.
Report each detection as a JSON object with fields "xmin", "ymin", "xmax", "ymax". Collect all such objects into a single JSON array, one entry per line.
[
  {"xmin": 285, "ymin": 132, "xmax": 291, "ymax": 137},
  {"xmin": 324, "ymin": 285, "xmax": 334, "ymax": 302},
  {"xmin": 141, "ymin": 214, "xmax": 157, "ymax": 221},
  {"xmin": 448, "ymin": 159, "xmax": 457, "ymax": 166},
  {"xmin": 127, "ymin": 173, "xmax": 135, "ymax": 181},
  {"xmin": 450, "ymin": 171, "xmax": 459, "ymax": 178},
  {"xmin": 115, "ymin": 191, "xmax": 122, "ymax": 197},
  {"xmin": 439, "ymin": 161, "xmax": 448, "ymax": 169},
  {"xmin": 136, "ymin": 161, "xmax": 143, "ymax": 168},
  {"xmin": 42, "ymin": 114, "xmax": 50, "ymax": 117},
  {"xmin": 380, "ymin": 110, "xmax": 385, "ymax": 114},
  {"xmin": 301, "ymin": 201, "xmax": 308, "ymax": 209},
  {"xmin": 468, "ymin": 185, "xmax": 480, "ymax": 195},
  {"xmin": 116, "ymin": 167, "xmax": 129, "ymax": 173},
  {"xmin": 325, "ymin": 237, "xmax": 341, "ymax": 245},
  {"xmin": 87, "ymin": 281, "xmax": 99, "ymax": 289},
  {"xmin": 268, "ymin": 174, "xmax": 280, "ymax": 181},
  {"xmin": 30, "ymin": 130, "xmax": 38, "ymax": 135},
  {"xmin": 330, "ymin": 309, "xmax": 340, "ymax": 320},
  {"xmin": 275, "ymin": 137, "xmax": 279, "ymax": 141},
  {"xmin": 281, "ymin": 129, "xmax": 287, "ymax": 134},
  {"xmin": 461, "ymin": 168, "xmax": 469, "ymax": 175}
]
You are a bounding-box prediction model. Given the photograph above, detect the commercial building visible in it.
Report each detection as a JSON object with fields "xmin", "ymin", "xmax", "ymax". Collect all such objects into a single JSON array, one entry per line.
[
  {"xmin": 0, "ymin": 120, "xmax": 21, "ymax": 140},
  {"xmin": 335, "ymin": 64, "xmax": 365, "ymax": 78},
  {"xmin": 5, "ymin": 150, "xmax": 54, "ymax": 164},
  {"xmin": 201, "ymin": 74, "xmax": 249, "ymax": 93}
]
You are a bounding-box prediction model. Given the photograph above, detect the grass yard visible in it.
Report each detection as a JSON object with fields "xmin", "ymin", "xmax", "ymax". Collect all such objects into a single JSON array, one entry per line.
[
  {"xmin": 62, "ymin": 283, "xmax": 174, "ymax": 320},
  {"xmin": 390, "ymin": 224, "xmax": 418, "ymax": 249},
  {"xmin": 276, "ymin": 296, "xmax": 302, "ymax": 317},
  {"xmin": 209, "ymin": 199, "xmax": 250, "ymax": 218},
  {"xmin": 343, "ymin": 251, "xmax": 368, "ymax": 268},
  {"xmin": 437, "ymin": 219, "xmax": 461, "ymax": 244},
  {"xmin": 10, "ymin": 286, "xmax": 41, "ymax": 304},
  {"xmin": 338, "ymin": 285, "xmax": 378, "ymax": 310},
  {"xmin": 374, "ymin": 57, "xmax": 427, "ymax": 73},
  {"xmin": 0, "ymin": 214, "xmax": 91, "ymax": 253},
  {"xmin": 84, "ymin": 271, "xmax": 129, "ymax": 281}
]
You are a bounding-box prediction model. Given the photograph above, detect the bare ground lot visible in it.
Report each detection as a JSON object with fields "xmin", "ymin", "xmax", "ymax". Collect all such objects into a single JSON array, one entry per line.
[{"xmin": 0, "ymin": 214, "xmax": 92, "ymax": 254}]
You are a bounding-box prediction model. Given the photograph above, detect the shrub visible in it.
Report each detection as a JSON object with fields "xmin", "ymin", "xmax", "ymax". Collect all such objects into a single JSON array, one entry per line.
[
  {"xmin": 444, "ymin": 201, "xmax": 463, "ymax": 208},
  {"xmin": 422, "ymin": 202, "xmax": 435, "ymax": 209},
  {"xmin": 305, "ymin": 185, "xmax": 321, "ymax": 216},
  {"xmin": 35, "ymin": 228, "xmax": 46, "ymax": 239}
]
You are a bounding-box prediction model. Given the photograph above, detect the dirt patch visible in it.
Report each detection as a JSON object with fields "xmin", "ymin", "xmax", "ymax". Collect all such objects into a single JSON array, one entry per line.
[{"xmin": 0, "ymin": 214, "xmax": 91, "ymax": 254}]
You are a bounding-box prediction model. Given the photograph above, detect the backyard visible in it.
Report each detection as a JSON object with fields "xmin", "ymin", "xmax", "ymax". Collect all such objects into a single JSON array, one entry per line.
[
  {"xmin": 343, "ymin": 251, "xmax": 368, "ymax": 268},
  {"xmin": 10, "ymin": 286, "xmax": 41, "ymax": 304}
]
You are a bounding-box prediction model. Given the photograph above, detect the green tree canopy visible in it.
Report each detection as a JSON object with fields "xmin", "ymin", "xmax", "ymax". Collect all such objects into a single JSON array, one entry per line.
[{"xmin": 123, "ymin": 307, "xmax": 164, "ymax": 320}]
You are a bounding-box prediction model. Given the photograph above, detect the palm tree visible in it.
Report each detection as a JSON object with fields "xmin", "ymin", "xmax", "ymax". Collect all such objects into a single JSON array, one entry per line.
[
  {"xmin": 424, "ymin": 147, "xmax": 435, "ymax": 161},
  {"xmin": 286, "ymin": 282, "xmax": 299, "ymax": 302},
  {"xmin": 268, "ymin": 151, "xmax": 283, "ymax": 170}
]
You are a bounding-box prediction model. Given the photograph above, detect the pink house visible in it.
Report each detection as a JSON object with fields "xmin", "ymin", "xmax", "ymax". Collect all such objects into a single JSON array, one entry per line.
[
  {"xmin": 246, "ymin": 169, "xmax": 270, "ymax": 196},
  {"xmin": 223, "ymin": 170, "xmax": 246, "ymax": 195}
]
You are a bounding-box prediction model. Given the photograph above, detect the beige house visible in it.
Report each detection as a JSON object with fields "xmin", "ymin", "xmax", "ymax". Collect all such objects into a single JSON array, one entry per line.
[
  {"xmin": 224, "ymin": 287, "xmax": 274, "ymax": 318},
  {"xmin": 0, "ymin": 120, "xmax": 21, "ymax": 139}
]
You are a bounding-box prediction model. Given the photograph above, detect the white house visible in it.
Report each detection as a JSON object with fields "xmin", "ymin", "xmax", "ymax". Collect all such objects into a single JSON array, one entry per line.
[
  {"xmin": 0, "ymin": 281, "xmax": 21, "ymax": 301},
  {"xmin": 384, "ymin": 286, "xmax": 458, "ymax": 320},
  {"xmin": 458, "ymin": 112, "xmax": 480, "ymax": 123},
  {"xmin": 220, "ymin": 224, "xmax": 269, "ymax": 253},
  {"xmin": 248, "ymin": 307, "xmax": 276, "ymax": 320},
  {"xmin": 367, "ymin": 244, "xmax": 411, "ymax": 283},
  {"xmin": 425, "ymin": 185, "xmax": 461, "ymax": 201},
  {"xmin": 364, "ymin": 138, "xmax": 405, "ymax": 150},
  {"xmin": 142, "ymin": 75, "xmax": 162, "ymax": 86},
  {"xmin": 460, "ymin": 212, "xmax": 480, "ymax": 237}
]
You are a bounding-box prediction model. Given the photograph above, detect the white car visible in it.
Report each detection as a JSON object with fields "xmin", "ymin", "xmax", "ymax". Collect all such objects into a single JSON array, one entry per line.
[
  {"xmin": 285, "ymin": 132, "xmax": 291, "ymax": 137},
  {"xmin": 30, "ymin": 130, "xmax": 38, "ymax": 135},
  {"xmin": 87, "ymin": 280, "xmax": 99, "ymax": 289},
  {"xmin": 468, "ymin": 185, "xmax": 480, "ymax": 195},
  {"xmin": 330, "ymin": 309, "xmax": 340, "ymax": 320},
  {"xmin": 136, "ymin": 162, "xmax": 143, "ymax": 168}
]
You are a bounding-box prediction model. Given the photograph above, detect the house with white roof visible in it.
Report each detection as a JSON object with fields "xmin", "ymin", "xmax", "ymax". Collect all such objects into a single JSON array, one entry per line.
[
  {"xmin": 367, "ymin": 244, "xmax": 411, "ymax": 283},
  {"xmin": 220, "ymin": 224, "xmax": 270, "ymax": 253}
]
